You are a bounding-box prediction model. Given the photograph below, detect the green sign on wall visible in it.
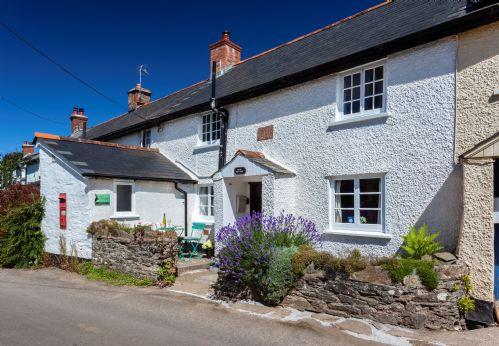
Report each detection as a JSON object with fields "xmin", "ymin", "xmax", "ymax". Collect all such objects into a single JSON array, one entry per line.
[{"xmin": 95, "ymin": 194, "xmax": 110, "ymax": 205}]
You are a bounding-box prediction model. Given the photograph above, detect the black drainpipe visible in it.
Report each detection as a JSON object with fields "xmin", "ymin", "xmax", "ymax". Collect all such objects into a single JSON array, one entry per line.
[
  {"xmin": 210, "ymin": 61, "xmax": 229, "ymax": 170},
  {"xmin": 174, "ymin": 182, "xmax": 188, "ymax": 237}
]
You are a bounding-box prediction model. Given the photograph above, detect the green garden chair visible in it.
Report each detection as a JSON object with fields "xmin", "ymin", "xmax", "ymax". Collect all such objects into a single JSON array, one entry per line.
[{"xmin": 183, "ymin": 222, "xmax": 205, "ymax": 259}]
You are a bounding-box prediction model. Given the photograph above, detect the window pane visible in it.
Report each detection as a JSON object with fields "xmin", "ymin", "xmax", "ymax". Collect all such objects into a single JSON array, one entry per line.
[
  {"xmin": 365, "ymin": 97, "xmax": 373, "ymax": 110},
  {"xmin": 375, "ymin": 81, "xmax": 383, "ymax": 94},
  {"xmin": 335, "ymin": 179, "xmax": 354, "ymax": 193},
  {"xmin": 116, "ymin": 185, "xmax": 132, "ymax": 212},
  {"xmin": 352, "ymin": 73, "xmax": 361, "ymax": 86},
  {"xmin": 360, "ymin": 178, "xmax": 380, "ymax": 192},
  {"xmin": 200, "ymin": 206, "xmax": 208, "ymax": 216},
  {"xmin": 374, "ymin": 95, "xmax": 383, "ymax": 109},
  {"xmin": 352, "ymin": 100, "xmax": 360, "ymax": 113},
  {"xmin": 365, "ymin": 83, "xmax": 373, "ymax": 96},
  {"xmin": 365, "ymin": 69, "xmax": 374, "ymax": 83},
  {"xmin": 360, "ymin": 209, "xmax": 380, "ymax": 224},
  {"xmin": 335, "ymin": 194, "xmax": 354, "ymax": 209},
  {"xmin": 200, "ymin": 195, "xmax": 208, "ymax": 206},
  {"xmin": 344, "ymin": 103, "xmax": 351, "ymax": 115},
  {"xmin": 335, "ymin": 209, "xmax": 355, "ymax": 223},
  {"xmin": 344, "ymin": 75, "xmax": 351, "ymax": 88},
  {"xmin": 210, "ymin": 206, "xmax": 214, "ymax": 217},
  {"xmin": 375, "ymin": 66, "xmax": 383, "ymax": 80},
  {"xmin": 199, "ymin": 186, "xmax": 208, "ymax": 195},
  {"xmin": 360, "ymin": 194, "xmax": 380, "ymax": 208},
  {"xmin": 344, "ymin": 89, "xmax": 351, "ymax": 102},
  {"xmin": 352, "ymin": 86, "xmax": 360, "ymax": 100}
]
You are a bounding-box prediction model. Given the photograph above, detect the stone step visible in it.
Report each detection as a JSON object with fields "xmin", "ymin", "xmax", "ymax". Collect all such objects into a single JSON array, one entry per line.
[{"xmin": 177, "ymin": 258, "xmax": 211, "ymax": 274}]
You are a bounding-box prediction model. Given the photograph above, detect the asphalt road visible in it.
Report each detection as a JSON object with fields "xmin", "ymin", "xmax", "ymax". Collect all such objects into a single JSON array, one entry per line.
[{"xmin": 0, "ymin": 268, "xmax": 373, "ymax": 346}]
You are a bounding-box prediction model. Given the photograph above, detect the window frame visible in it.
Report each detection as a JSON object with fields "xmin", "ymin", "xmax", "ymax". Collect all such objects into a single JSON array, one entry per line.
[
  {"xmin": 329, "ymin": 175, "xmax": 385, "ymax": 233},
  {"xmin": 337, "ymin": 62, "xmax": 386, "ymax": 120},
  {"xmin": 199, "ymin": 113, "xmax": 221, "ymax": 145},
  {"xmin": 141, "ymin": 129, "xmax": 152, "ymax": 148},
  {"xmin": 198, "ymin": 184, "xmax": 215, "ymax": 219},
  {"xmin": 113, "ymin": 180, "xmax": 135, "ymax": 216}
]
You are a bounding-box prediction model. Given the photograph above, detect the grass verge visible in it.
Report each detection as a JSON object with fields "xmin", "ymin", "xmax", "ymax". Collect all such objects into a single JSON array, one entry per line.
[{"xmin": 79, "ymin": 262, "xmax": 154, "ymax": 287}]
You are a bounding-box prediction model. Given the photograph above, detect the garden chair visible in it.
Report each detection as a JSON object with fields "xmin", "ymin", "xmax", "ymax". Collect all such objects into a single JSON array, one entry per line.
[{"xmin": 183, "ymin": 222, "xmax": 205, "ymax": 259}]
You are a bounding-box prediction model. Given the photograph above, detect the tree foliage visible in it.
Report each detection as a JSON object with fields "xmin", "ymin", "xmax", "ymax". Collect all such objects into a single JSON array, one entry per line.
[{"xmin": 0, "ymin": 152, "xmax": 23, "ymax": 189}]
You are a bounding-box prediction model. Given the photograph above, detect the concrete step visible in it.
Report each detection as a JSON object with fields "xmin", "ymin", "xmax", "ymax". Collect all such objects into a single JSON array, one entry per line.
[{"xmin": 177, "ymin": 258, "xmax": 211, "ymax": 274}]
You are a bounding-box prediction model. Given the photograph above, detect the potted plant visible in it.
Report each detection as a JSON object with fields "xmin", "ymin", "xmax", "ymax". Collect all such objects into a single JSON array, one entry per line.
[{"xmin": 202, "ymin": 239, "xmax": 215, "ymax": 258}]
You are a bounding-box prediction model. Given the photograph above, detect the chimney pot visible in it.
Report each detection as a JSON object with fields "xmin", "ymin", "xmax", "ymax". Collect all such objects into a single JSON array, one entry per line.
[
  {"xmin": 69, "ymin": 106, "xmax": 88, "ymax": 138},
  {"xmin": 210, "ymin": 30, "xmax": 241, "ymax": 76}
]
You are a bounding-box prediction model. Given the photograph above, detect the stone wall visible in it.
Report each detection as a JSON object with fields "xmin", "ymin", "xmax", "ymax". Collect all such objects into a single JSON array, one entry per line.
[
  {"xmin": 282, "ymin": 263, "xmax": 468, "ymax": 330},
  {"xmin": 92, "ymin": 235, "xmax": 178, "ymax": 280}
]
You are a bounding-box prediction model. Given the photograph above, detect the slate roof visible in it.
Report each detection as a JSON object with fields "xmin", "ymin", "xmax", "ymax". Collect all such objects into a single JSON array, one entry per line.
[
  {"xmin": 37, "ymin": 136, "xmax": 196, "ymax": 183},
  {"xmin": 86, "ymin": 0, "xmax": 498, "ymax": 141},
  {"xmin": 219, "ymin": 149, "xmax": 295, "ymax": 175}
]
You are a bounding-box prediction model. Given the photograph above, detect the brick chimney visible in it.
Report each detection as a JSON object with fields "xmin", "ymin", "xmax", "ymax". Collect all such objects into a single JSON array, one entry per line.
[
  {"xmin": 70, "ymin": 107, "xmax": 88, "ymax": 138},
  {"xmin": 21, "ymin": 141, "xmax": 34, "ymax": 157},
  {"xmin": 128, "ymin": 83, "xmax": 152, "ymax": 111},
  {"xmin": 210, "ymin": 30, "xmax": 241, "ymax": 76}
]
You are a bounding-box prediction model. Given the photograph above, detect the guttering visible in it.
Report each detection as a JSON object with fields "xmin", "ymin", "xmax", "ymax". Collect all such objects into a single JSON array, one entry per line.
[
  {"xmin": 210, "ymin": 61, "xmax": 229, "ymax": 170},
  {"xmin": 174, "ymin": 183, "xmax": 188, "ymax": 237}
]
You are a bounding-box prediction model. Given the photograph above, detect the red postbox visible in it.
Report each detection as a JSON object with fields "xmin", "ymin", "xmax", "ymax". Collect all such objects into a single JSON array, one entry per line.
[{"xmin": 59, "ymin": 193, "xmax": 67, "ymax": 230}]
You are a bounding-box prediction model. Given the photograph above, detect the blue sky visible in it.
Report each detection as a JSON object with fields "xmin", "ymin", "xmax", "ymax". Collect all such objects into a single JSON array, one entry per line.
[{"xmin": 0, "ymin": 0, "xmax": 380, "ymax": 154}]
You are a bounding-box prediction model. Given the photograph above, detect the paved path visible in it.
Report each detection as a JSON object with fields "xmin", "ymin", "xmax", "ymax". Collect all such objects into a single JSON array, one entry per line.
[{"xmin": 0, "ymin": 268, "xmax": 378, "ymax": 346}]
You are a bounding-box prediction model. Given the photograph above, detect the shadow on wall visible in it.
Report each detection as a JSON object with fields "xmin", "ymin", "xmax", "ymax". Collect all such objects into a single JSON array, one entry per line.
[
  {"xmin": 414, "ymin": 165, "xmax": 463, "ymax": 252},
  {"xmin": 322, "ymin": 233, "xmax": 391, "ymax": 254}
]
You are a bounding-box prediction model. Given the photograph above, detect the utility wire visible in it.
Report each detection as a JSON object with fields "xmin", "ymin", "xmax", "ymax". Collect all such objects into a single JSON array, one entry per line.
[
  {"xmin": 0, "ymin": 20, "xmax": 127, "ymax": 111},
  {"xmin": 0, "ymin": 96, "xmax": 65, "ymax": 125}
]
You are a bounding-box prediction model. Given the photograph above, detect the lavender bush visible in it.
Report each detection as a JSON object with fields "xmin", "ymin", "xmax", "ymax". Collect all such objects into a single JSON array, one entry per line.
[{"xmin": 215, "ymin": 212, "xmax": 321, "ymax": 303}]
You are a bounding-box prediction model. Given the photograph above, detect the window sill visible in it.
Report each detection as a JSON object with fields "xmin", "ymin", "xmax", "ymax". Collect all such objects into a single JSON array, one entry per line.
[
  {"xmin": 110, "ymin": 214, "xmax": 140, "ymax": 220},
  {"xmin": 329, "ymin": 112, "xmax": 390, "ymax": 127},
  {"xmin": 324, "ymin": 229, "xmax": 392, "ymax": 239},
  {"xmin": 193, "ymin": 142, "xmax": 219, "ymax": 153}
]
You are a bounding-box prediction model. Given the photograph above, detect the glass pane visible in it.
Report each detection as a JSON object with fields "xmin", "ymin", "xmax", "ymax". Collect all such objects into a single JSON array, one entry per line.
[
  {"xmin": 344, "ymin": 75, "xmax": 351, "ymax": 88},
  {"xmin": 360, "ymin": 178, "xmax": 380, "ymax": 192},
  {"xmin": 352, "ymin": 73, "xmax": 361, "ymax": 86},
  {"xmin": 344, "ymin": 89, "xmax": 351, "ymax": 102},
  {"xmin": 365, "ymin": 83, "xmax": 373, "ymax": 96},
  {"xmin": 200, "ymin": 195, "xmax": 208, "ymax": 206},
  {"xmin": 352, "ymin": 86, "xmax": 360, "ymax": 100},
  {"xmin": 210, "ymin": 206, "xmax": 214, "ymax": 217},
  {"xmin": 210, "ymin": 186, "xmax": 214, "ymax": 195},
  {"xmin": 335, "ymin": 179, "xmax": 354, "ymax": 193},
  {"xmin": 360, "ymin": 209, "xmax": 380, "ymax": 224},
  {"xmin": 199, "ymin": 186, "xmax": 208, "ymax": 195},
  {"xmin": 360, "ymin": 194, "xmax": 380, "ymax": 208},
  {"xmin": 335, "ymin": 194, "xmax": 354, "ymax": 209},
  {"xmin": 365, "ymin": 69, "xmax": 373, "ymax": 83},
  {"xmin": 202, "ymin": 115, "xmax": 209, "ymax": 125},
  {"xmin": 200, "ymin": 206, "xmax": 208, "ymax": 216},
  {"xmin": 344, "ymin": 102, "xmax": 351, "ymax": 115},
  {"xmin": 375, "ymin": 66, "xmax": 383, "ymax": 80},
  {"xmin": 335, "ymin": 209, "xmax": 355, "ymax": 224},
  {"xmin": 116, "ymin": 185, "xmax": 132, "ymax": 212},
  {"xmin": 364, "ymin": 97, "xmax": 373, "ymax": 110},
  {"xmin": 375, "ymin": 81, "xmax": 383, "ymax": 94},
  {"xmin": 374, "ymin": 95, "xmax": 383, "ymax": 109},
  {"xmin": 352, "ymin": 100, "xmax": 360, "ymax": 113}
]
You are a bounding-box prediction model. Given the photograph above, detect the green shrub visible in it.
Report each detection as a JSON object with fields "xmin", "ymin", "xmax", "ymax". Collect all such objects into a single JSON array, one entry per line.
[
  {"xmin": 382, "ymin": 258, "xmax": 439, "ymax": 290},
  {"xmin": 0, "ymin": 199, "xmax": 45, "ymax": 268},
  {"xmin": 291, "ymin": 245, "xmax": 367, "ymax": 276},
  {"xmin": 255, "ymin": 246, "xmax": 298, "ymax": 305},
  {"xmin": 157, "ymin": 259, "xmax": 176, "ymax": 286},
  {"xmin": 86, "ymin": 219, "xmax": 127, "ymax": 237},
  {"xmin": 457, "ymin": 295, "xmax": 475, "ymax": 315},
  {"xmin": 400, "ymin": 224, "xmax": 443, "ymax": 259},
  {"xmin": 79, "ymin": 262, "xmax": 154, "ymax": 286}
]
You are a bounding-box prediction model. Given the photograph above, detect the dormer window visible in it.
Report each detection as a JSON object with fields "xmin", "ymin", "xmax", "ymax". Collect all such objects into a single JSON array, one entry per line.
[
  {"xmin": 142, "ymin": 129, "xmax": 151, "ymax": 148},
  {"xmin": 201, "ymin": 113, "xmax": 221, "ymax": 144}
]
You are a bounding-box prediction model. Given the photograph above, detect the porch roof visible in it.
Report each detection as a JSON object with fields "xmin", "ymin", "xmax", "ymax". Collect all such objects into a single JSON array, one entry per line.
[
  {"xmin": 461, "ymin": 132, "xmax": 499, "ymax": 159},
  {"xmin": 215, "ymin": 150, "xmax": 295, "ymax": 176}
]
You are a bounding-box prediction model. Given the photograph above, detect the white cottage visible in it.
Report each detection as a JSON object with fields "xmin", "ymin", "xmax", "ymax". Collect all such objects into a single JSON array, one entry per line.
[{"xmin": 31, "ymin": 0, "xmax": 498, "ymax": 296}]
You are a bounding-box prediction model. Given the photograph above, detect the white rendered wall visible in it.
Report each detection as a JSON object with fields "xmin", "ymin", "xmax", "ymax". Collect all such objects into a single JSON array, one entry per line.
[
  {"xmin": 39, "ymin": 149, "xmax": 93, "ymax": 259},
  {"xmin": 109, "ymin": 38, "xmax": 460, "ymax": 257}
]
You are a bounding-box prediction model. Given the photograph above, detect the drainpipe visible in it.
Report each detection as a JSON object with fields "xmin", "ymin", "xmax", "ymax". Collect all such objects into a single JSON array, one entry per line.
[
  {"xmin": 210, "ymin": 61, "xmax": 229, "ymax": 170},
  {"xmin": 174, "ymin": 182, "xmax": 188, "ymax": 237}
]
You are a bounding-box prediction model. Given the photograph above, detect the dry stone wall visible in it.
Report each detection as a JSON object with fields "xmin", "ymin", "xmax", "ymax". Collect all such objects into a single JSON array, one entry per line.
[
  {"xmin": 92, "ymin": 235, "xmax": 178, "ymax": 280},
  {"xmin": 282, "ymin": 263, "xmax": 468, "ymax": 330}
]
